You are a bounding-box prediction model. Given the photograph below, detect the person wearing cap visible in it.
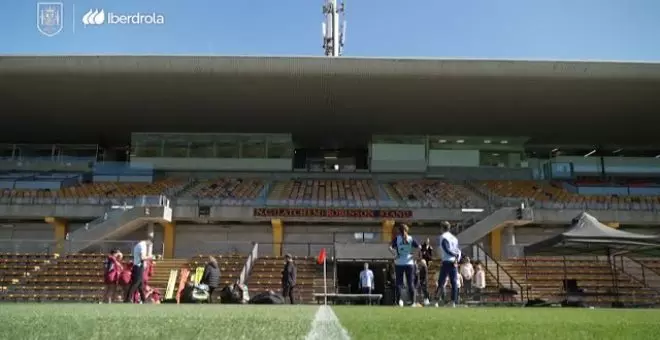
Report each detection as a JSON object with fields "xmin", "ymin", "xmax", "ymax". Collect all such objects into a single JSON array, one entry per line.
[
  {"xmin": 124, "ymin": 231, "xmax": 154, "ymax": 303},
  {"xmin": 281, "ymin": 253, "xmax": 297, "ymax": 304}
]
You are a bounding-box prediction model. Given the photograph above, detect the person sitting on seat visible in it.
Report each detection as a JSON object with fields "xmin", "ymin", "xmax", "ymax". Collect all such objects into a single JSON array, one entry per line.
[{"xmin": 200, "ymin": 256, "xmax": 221, "ymax": 303}]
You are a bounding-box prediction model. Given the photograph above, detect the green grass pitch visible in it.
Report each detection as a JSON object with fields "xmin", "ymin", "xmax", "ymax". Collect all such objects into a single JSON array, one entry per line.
[{"xmin": 0, "ymin": 304, "xmax": 659, "ymax": 340}]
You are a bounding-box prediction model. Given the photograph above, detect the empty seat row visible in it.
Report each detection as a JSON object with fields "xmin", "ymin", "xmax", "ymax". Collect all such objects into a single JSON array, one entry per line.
[
  {"xmin": 480, "ymin": 180, "xmax": 660, "ymax": 211},
  {"xmin": 181, "ymin": 178, "xmax": 266, "ymax": 204},
  {"xmin": 389, "ymin": 180, "xmax": 484, "ymax": 209},
  {"xmin": 267, "ymin": 179, "xmax": 393, "ymax": 208}
]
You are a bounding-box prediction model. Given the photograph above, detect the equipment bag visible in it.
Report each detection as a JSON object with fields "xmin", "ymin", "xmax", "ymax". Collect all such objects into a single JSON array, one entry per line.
[{"xmin": 249, "ymin": 291, "xmax": 286, "ymax": 304}]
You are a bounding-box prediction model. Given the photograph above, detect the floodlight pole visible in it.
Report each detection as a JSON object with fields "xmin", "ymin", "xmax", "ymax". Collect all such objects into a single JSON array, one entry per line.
[{"xmin": 322, "ymin": 0, "xmax": 346, "ymax": 57}]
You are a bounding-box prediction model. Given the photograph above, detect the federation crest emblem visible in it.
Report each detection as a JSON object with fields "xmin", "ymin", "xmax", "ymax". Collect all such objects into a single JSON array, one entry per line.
[{"xmin": 37, "ymin": 2, "xmax": 63, "ymax": 37}]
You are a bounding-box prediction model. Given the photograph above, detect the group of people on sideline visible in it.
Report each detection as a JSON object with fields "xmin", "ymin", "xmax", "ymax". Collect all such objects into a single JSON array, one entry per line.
[
  {"xmin": 102, "ymin": 232, "xmax": 161, "ymax": 304},
  {"xmin": 103, "ymin": 224, "xmax": 487, "ymax": 307},
  {"xmin": 389, "ymin": 221, "xmax": 486, "ymax": 307}
]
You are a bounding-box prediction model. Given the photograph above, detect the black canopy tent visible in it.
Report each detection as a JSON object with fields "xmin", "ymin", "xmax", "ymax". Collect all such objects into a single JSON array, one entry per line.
[
  {"xmin": 523, "ymin": 212, "xmax": 660, "ymax": 305},
  {"xmin": 524, "ymin": 212, "xmax": 660, "ymax": 256}
]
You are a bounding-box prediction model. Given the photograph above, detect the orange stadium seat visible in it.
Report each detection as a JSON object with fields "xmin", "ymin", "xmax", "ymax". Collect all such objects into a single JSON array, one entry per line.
[
  {"xmin": 0, "ymin": 178, "xmax": 186, "ymax": 204},
  {"xmin": 389, "ymin": 180, "xmax": 485, "ymax": 209},
  {"xmin": 266, "ymin": 179, "xmax": 396, "ymax": 208},
  {"xmin": 479, "ymin": 180, "xmax": 660, "ymax": 210},
  {"xmin": 247, "ymin": 256, "xmax": 317, "ymax": 303},
  {"xmin": 501, "ymin": 256, "xmax": 658, "ymax": 305},
  {"xmin": 180, "ymin": 178, "xmax": 266, "ymax": 205}
]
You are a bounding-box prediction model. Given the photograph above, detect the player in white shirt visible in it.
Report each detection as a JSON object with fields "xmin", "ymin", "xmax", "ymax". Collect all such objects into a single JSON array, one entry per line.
[
  {"xmin": 389, "ymin": 223, "xmax": 421, "ymax": 307},
  {"xmin": 359, "ymin": 262, "xmax": 374, "ymax": 294},
  {"xmin": 359, "ymin": 262, "xmax": 374, "ymax": 305},
  {"xmin": 436, "ymin": 221, "xmax": 461, "ymax": 307},
  {"xmin": 124, "ymin": 231, "xmax": 154, "ymax": 303}
]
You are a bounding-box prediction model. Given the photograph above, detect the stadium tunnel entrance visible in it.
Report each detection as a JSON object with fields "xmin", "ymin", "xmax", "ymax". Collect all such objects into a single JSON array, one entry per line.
[{"xmin": 336, "ymin": 260, "xmax": 390, "ymax": 305}]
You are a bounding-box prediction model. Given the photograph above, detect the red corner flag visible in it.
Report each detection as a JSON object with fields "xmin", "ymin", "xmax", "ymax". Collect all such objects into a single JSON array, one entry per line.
[{"xmin": 317, "ymin": 248, "xmax": 327, "ymax": 265}]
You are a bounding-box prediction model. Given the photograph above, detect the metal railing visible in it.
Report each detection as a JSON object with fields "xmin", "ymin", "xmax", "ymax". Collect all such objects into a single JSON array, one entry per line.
[
  {"xmin": 173, "ymin": 197, "xmax": 485, "ymax": 210},
  {"xmin": 0, "ymin": 239, "xmax": 158, "ymax": 255},
  {"xmin": 4, "ymin": 183, "xmax": 660, "ymax": 212},
  {"xmin": 616, "ymin": 256, "xmax": 660, "ymax": 293},
  {"xmin": 451, "ymin": 209, "xmax": 493, "ymax": 235},
  {"xmin": 0, "ymin": 194, "xmax": 171, "ymax": 206},
  {"xmin": 473, "ymin": 243, "xmax": 527, "ymax": 302}
]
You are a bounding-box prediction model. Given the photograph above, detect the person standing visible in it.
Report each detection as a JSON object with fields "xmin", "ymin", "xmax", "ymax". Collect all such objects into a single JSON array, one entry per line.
[
  {"xmin": 418, "ymin": 259, "xmax": 430, "ymax": 306},
  {"xmin": 460, "ymin": 257, "xmax": 475, "ymax": 299},
  {"xmin": 473, "ymin": 262, "xmax": 487, "ymax": 302},
  {"xmin": 124, "ymin": 232, "xmax": 154, "ymax": 303},
  {"xmin": 389, "ymin": 223, "xmax": 420, "ymax": 307},
  {"xmin": 436, "ymin": 221, "xmax": 461, "ymax": 307},
  {"xmin": 420, "ymin": 238, "xmax": 433, "ymax": 264},
  {"xmin": 359, "ymin": 262, "xmax": 375, "ymax": 295},
  {"xmin": 102, "ymin": 249, "xmax": 123, "ymax": 303},
  {"xmin": 200, "ymin": 256, "xmax": 221, "ymax": 303},
  {"xmin": 281, "ymin": 254, "xmax": 297, "ymax": 304}
]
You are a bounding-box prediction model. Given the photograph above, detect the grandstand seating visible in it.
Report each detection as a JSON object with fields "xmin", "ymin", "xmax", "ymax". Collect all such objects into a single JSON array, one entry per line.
[
  {"xmin": 0, "ymin": 178, "xmax": 186, "ymax": 204},
  {"xmin": 179, "ymin": 178, "xmax": 266, "ymax": 205},
  {"xmin": 0, "ymin": 253, "xmax": 106, "ymax": 302},
  {"xmin": 189, "ymin": 254, "xmax": 247, "ymax": 287},
  {"xmin": 12, "ymin": 176, "xmax": 660, "ymax": 210},
  {"xmin": 247, "ymin": 256, "xmax": 317, "ymax": 303},
  {"xmin": 427, "ymin": 260, "xmax": 505, "ymax": 303},
  {"xmin": 502, "ymin": 257, "xmax": 659, "ymax": 305},
  {"xmin": 0, "ymin": 253, "xmax": 54, "ymax": 288},
  {"xmin": 266, "ymin": 179, "xmax": 394, "ymax": 208},
  {"xmin": 479, "ymin": 180, "xmax": 660, "ymax": 210},
  {"xmin": 636, "ymin": 258, "xmax": 660, "ymax": 273},
  {"xmin": 0, "ymin": 253, "xmax": 247, "ymax": 302},
  {"xmin": 389, "ymin": 180, "xmax": 485, "ymax": 209}
]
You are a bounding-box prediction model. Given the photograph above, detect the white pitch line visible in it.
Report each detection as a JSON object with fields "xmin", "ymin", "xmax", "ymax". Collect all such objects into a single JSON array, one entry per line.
[{"xmin": 305, "ymin": 305, "xmax": 351, "ymax": 340}]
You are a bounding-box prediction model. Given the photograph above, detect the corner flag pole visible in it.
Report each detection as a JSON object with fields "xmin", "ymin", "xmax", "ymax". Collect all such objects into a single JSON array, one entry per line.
[{"xmin": 323, "ymin": 255, "xmax": 328, "ymax": 305}]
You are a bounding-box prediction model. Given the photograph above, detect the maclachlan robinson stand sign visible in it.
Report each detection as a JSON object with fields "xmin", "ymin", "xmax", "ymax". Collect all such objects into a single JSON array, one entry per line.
[{"xmin": 253, "ymin": 208, "xmax": 413, "ymax": 219}]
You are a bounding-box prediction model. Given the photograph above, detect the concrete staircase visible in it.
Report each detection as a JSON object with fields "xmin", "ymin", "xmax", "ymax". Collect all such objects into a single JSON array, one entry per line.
[
  {"xmin": 620, "ymin": 257, "xmax": 660, "ymax": 290},
  {"xmin": 67, "ymin": 196, "xmax": 173, "ymax": 253},
  {"xmin": 456, "ymin": 207, "xmax": 529, "ymax": 247}
]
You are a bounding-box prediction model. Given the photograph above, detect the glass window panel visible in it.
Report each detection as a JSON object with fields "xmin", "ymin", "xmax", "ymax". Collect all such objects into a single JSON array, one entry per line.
[
  {"xmin": 242, "ymin": 138, "xmax": 266, "ymax": 158},
  {"xmin": 189, "ymin": 141, "xmax": 214, "ymax": 158},
  {"xmin": 17, "ymin": 145, "xmax": 52, "ymax": 158},
  {"xmin": 215, "ymin": 140, "xmax": 239, "ymax": 158},
  {"xmin": 163, "ymin": 141, "xmax": 189, "ymax": 158},
  {"xmin": 0, "ymin": 144, "xmax": 14, "ymax": 159},
  {"xmin": 267, "ymin": 140, "xmax": 292, "ymax": 159},
  {"xmin": 372, "ymin": 135, "xmax": 425, "ymax": 144},
  {"xmin": 135, "ymin": 140, "xmax": 162, "ymax": 157},
  {"xmin": 480, "ymin": 151, "xmax": 508, "ymax": 167}
]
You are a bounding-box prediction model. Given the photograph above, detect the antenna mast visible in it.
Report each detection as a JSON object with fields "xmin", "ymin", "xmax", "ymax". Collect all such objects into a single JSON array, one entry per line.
[{"xmin": 322, "ymin": 0, "xmax": 346, "ymax": 57}]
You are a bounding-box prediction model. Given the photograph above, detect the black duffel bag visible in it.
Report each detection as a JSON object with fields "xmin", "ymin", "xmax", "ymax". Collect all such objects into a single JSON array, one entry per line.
[
  {"xmin": 220, "ymin": 284, "xmax": 244, "ymax": 304},
  {"xmin": 249, "ymin": 291, "xmax": 286, "ymax": 304}
]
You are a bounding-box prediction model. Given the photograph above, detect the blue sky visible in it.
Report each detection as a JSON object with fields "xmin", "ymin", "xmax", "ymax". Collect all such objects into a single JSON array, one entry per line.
[{"xmin": 1, "ymin": 0, "xmax": 659, "ymax": 59}]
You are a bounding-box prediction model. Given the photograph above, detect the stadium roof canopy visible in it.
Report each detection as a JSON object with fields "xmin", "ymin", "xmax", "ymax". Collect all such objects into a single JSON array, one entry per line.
[{"xmin": 2, "ymin": 56, "xmax": 660, "ymax": 145}]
